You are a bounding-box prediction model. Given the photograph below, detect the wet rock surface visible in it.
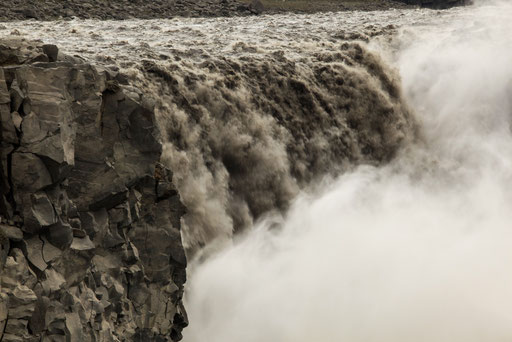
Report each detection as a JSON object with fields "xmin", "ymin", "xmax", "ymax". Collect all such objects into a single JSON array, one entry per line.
[
  {"xmin": 0, "ymin": 39, "xmax": 187, "ymax": 341},
  {"xmin": 0, "ymin": 0, "xmax": 259, "ymax": 21},
  {"xmin": 399, "ymin": 0, "xmax": 470, "ymax": 9},
  {"xmin": 0, "ymin": 0, "xmax": 470, "ymax": 21}
]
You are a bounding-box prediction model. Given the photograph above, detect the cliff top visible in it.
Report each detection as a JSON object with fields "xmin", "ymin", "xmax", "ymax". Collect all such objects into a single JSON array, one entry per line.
[{"xmin": 0, "ymin": 0, "xmax": 415, "ymax": 21}]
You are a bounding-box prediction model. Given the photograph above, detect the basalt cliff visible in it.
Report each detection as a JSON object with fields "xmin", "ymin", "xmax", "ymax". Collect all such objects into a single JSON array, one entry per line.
[{"xmin": 0, "ymin": 40, "xmax": 187, "ymax": 342}]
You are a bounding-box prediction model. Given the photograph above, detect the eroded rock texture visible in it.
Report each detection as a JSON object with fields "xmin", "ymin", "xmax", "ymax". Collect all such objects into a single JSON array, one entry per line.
[
  {"xmin": 0, "ymin": 0, "xmax": 264, "ymax": 21},
  {"xmin": 0, "ymin": 39, "xmax": 187, "ymax": 342}
]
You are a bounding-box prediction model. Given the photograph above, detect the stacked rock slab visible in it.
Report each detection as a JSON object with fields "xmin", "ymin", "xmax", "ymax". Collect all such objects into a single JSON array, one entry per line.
[{"xmin": 0, "ymin": 39, "xmax": 187, "ymax": 341}]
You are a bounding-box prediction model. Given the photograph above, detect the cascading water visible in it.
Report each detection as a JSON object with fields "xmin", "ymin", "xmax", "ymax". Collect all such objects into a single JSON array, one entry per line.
[
  {"xmin": 1, "ymin": 10, "xmax": 417, "ymax": 256},
  {"xmin": 183, "ymin": 1, "xmax": 512, "ymax": 341}
]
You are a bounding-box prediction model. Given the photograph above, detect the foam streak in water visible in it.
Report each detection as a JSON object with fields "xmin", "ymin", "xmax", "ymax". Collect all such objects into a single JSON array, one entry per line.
[{"xmin": 184, "ymin": 1, "xmax": 512, "ymax": 341}]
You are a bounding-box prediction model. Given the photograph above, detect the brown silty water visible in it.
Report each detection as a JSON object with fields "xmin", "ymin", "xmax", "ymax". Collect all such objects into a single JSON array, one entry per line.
[{"xmin": 0, "ymin": 9, "xmax": 428, "ymax": 253}]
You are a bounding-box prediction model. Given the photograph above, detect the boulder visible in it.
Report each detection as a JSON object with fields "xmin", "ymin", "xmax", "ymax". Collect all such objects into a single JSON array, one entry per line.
[
  {"xmin": 249, "ymin": 0, "xmax": 265, "ymax": 14},
  {"xmin": 42, "ymin": 44, "xmax": 58, "ymax": 62},
  {"xmin": 46, "ymin": 221, "xmax": 73, "ymax": 250}
]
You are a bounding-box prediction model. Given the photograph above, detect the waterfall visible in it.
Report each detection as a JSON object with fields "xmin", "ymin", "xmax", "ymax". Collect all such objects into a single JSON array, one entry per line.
[{"xmin": 184, "ymin": 1, "xmax": 512, "ymax": 341}]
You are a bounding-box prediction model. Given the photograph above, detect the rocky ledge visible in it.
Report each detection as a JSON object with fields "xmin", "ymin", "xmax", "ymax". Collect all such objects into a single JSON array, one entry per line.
[
  {"xmin": 0, "ymin": 39, "xmax": 187, "ymax": 341},
  {"xmin": 0, "ymin": 0, "xmax": 472, "ymax": 21},
  {"xmin": 398, "ymin": 0, "xmax": 471, "ymax": 9},
  {"xmin": 0, "ymin": 0, "xmax": 265, "ymax": 21}
]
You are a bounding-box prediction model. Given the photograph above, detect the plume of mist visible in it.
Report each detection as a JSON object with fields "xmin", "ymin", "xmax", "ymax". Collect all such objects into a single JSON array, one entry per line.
[{"xmin": 184, "ymin": 1, "xmax": 512, "ymax": 341}]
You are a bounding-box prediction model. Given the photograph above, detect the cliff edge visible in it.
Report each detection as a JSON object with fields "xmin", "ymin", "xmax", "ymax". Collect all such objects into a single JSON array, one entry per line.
[{"xmin": 0, "ymin": 39, "xmax": 187, "ymax": 342}]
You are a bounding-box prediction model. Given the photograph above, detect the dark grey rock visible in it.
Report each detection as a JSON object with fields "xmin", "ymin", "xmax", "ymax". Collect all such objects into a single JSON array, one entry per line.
[
  {"xmin": 79, "ymin": 209, "xmax": 107, "ymax": 237},
  {"xmin": 1, "ymin": 104, "xmax": 17, "ymax": 144},
  {"xmin": 0, "ymin": 224, "xmax": 23, "ymax": 241},
  {"xmin": 41, "ymin": 268, "xmax": 66, "ymax": 295},
  {"xmin": 65, "ymin": 312, "xmax": 84, "ymax": 342},
  {"xmin": 0, "ymin": 232, "xmax": 8, "ymax": 270},
  {"xmin": 0, "ymin": 0, "xmax": 267, "ymax": 21},
  {"xmin": 41, "ymin": 236, "xmax": 62, "ymax": 264},
  {"xmin": 0, "ymin": 296, "xmax": 7, "ymax": 337},
  {"xmin": 71, "ymin": 228, "xmax": 85, "ymax": 237},
  {"xmin": 46, "ymin": 221, "xmax": 73, "ymax": 250},
  {"xmin": 28, "ymin": 295, "xmax": 50, "ymax": 335},
  {"xmin": 7, "ymin": 284, "xmax": 37, "ymax": 318},
  {"xmin": 30, "ymin": 192, "xmax": 57, "ymax": 227},
  {"xmin": 9, "ymin": 80, "xmax": 24, "ymax": 113},
  {"xmin": 11, "ymin": 152, "xmax": 53, "ymax": 191},
  {"xmin": 42, "ymin": 44, "xmax": 58, "ymax": 62},
  {"xmin": 24, "ymin": 236, "xmax": 47, "ymax": 272},
  {"xmin": 19, "ymin": 112, "xmax": 46, "ymax": 144},
  {"xmin": 1, "ymin": 248, "xmax": 37, "ymax": 290},
  {"xmin": 0, "ymin": 68, "xmax": 10, "ymax": 104},
  {"xmin": 11, "ymin": 111, "xmax": 22, "ymax": 131},
  {"xmin": 45, "ymin": 301, "xmax": 66, "ymax": 335},
  {"xmin": 21, "ymin": 8, "xmax": 38, "ymax": 19},
  {"xmin": 249, "ymin": 0, "xmax": 265, "ymax": 14}
]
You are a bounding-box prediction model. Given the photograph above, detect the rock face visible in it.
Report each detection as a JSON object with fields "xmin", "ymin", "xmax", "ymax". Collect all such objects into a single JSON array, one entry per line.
[
  {"xmin": 0, "ymin": 0, "xmax": 258, "ymax": 21},
  {"xmin": 0, "ymin": 0, "xmax": 471, "ymax": 20},
  {"xmin": 0, "ymin": 39, "xmax": 187, "ymax": 341},
  {"xmin": 398, "ymin": 0, "xmax": 471, "ymax": 8}
]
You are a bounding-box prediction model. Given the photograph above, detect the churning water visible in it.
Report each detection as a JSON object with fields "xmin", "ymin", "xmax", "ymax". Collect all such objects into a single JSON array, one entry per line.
[
  {"xmin": 4, "ymin": 0, "xmax": 512, "ymax": 340},
  {"xmin": 183, "ymin": 1, "xmax": 512, "ymax": 341}
]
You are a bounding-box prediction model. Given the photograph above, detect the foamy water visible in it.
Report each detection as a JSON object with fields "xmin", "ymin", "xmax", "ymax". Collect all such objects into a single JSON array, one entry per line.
[
  {"xmin": 183, "ymin": 1, "xmax": 512, "ymax": 341},
  {"xmin": 4, "ymin": 1, "xmax": 512, "ymax": 340},
  {"xmin": 0, "ymin": 6, "xmax": 468, "ymax": 66}
]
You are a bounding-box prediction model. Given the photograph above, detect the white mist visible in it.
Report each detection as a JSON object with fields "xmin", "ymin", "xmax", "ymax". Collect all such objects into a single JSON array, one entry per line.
[{"xmin": 184, "ymin": 1, "xmax": 512, "ymax": 341}]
